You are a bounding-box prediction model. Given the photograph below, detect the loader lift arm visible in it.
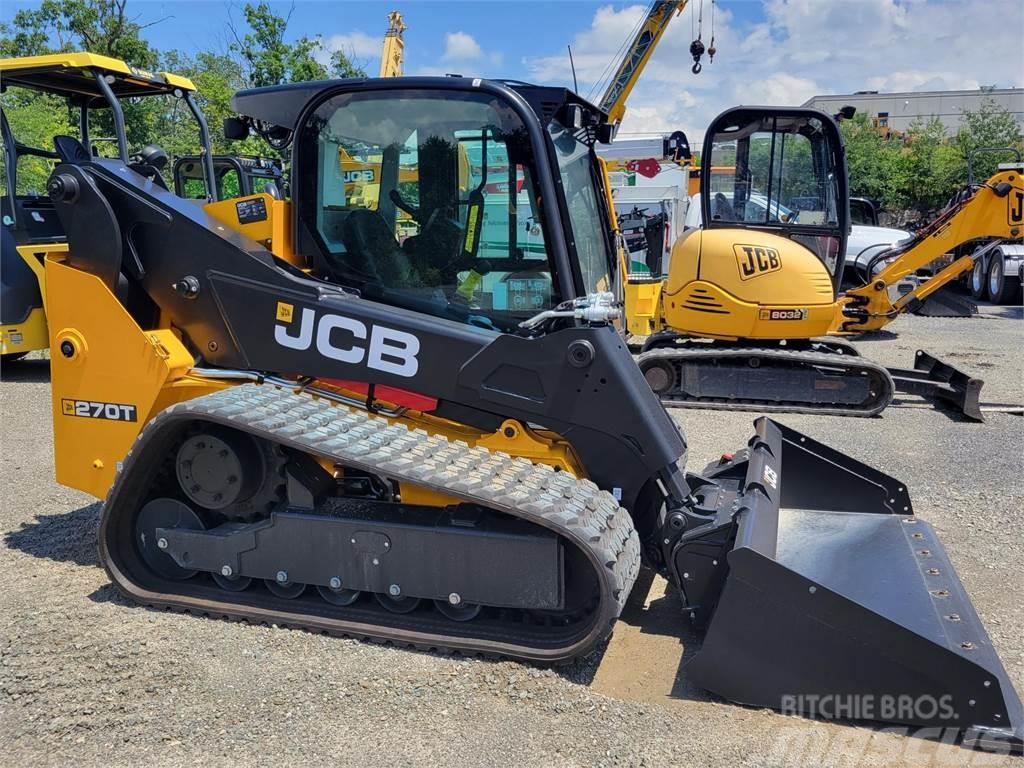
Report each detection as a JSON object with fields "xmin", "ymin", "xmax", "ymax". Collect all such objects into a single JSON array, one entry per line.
[{"xmin": 836, "ymin": 166, "xmax": 1024, "ymax": 334}]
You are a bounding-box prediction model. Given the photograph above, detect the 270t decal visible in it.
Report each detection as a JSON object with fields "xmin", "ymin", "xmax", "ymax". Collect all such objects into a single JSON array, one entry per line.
[{"xmin": 61, "ymin": 399, "xmax": 138, "ymax": 422}]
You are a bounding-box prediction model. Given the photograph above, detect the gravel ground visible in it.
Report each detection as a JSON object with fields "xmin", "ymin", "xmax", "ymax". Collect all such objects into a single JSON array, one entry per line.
[{"xmin": 1, "ymin": 304, "xmax": 1021, "ymax": 767}]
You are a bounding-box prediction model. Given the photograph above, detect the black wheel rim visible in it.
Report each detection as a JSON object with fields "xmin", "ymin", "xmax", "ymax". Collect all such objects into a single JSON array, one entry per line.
[
  {"xmin": 375, "ymin": 593, "xmax": 421, "ymax": 614},
  {"xmin": 265, "ymin": 579, "xmax": 306, "ymax": 599},
  {"xmin": 434, "ymin": 599, "xmax": 482, "ymax": 622},
  {"xmin": 317, "ymin": 584, "xmax": 361, "ymax": 606}
]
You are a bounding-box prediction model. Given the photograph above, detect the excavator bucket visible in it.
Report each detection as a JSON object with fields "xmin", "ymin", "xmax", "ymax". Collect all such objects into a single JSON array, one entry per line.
[
  {"xmin": 911, "ymin": 286, "xmax": 978, "ymax": 318},
  {"xmin": 688, "ymin": 419, "xmax": 1021, "ymax": 751}
]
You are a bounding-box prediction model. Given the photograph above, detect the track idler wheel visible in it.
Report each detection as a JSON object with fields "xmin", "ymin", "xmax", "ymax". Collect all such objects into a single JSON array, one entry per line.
[
  {"xmin": 135, "ymin": 498, "xmax": 204, "ymax": 580},
  {"xmin": 642, "ymin": 361, "xmax": 676, "ymax": 395}
]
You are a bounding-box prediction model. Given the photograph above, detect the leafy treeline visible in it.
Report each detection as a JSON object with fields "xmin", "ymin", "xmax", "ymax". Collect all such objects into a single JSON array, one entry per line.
[
  {"xmin": 2, "ymin": 0, "xmax": 1021, "ymax": 219},
  {"xmin": 1, "ymin": 0, "xmax": 366, "ymax": 191},
  {"xmin": 840, "ymin": 101, "xmax": 1023, "ymax": 223}
]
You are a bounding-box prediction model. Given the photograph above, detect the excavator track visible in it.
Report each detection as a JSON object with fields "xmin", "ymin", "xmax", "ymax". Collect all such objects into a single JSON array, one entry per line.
[
  {"xmin": 637, "ymin": 345, "xmax": 895, "ymax": 417},
  {"xmin": 98, "ymin": 382, "xmax": 641, "ymax": 662}
]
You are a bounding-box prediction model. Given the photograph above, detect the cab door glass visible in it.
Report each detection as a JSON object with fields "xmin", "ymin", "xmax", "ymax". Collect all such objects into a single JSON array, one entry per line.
[{"xmin": 301, "ymin": 89, "xmax": 562, "ymax": 331}]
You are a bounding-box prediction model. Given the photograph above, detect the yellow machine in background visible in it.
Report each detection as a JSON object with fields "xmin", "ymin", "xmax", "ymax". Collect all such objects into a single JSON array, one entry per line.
[
  {"xmin": 627, "ymin": 105, "xmax": 1021, "ymax": 419},
  {"xmin": 378, "ymin": 11, "xmax": 407, "ymax": 78},
  {"xmin": 0, "ymin": 52, "xmax": 218, "ymax": 361}
]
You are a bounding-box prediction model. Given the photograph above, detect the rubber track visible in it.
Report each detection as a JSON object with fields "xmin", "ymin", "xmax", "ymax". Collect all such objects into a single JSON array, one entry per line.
[
  {"xmin": 637, "ymin": 346, "xmax": 895, "ymax": 418},
  {"xmin": 98, "ymin": 383, "xmax": 642, "ymax": 662}
]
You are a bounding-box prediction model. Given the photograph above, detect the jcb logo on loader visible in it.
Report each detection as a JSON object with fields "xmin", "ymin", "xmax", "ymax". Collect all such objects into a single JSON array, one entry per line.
[
  {"xmin": 735, "ymin": 245, "xmax": 782, "ymax": 280},
  {"xmin": 274, "ymin": 302, "xmax": 420, "ymax": 378},
  {"xmin": 61, "ymin": 399, "xmax": 138, "ymax": 422},
  {"xmin": 1010, "ymin": 189, "xmax": 1024, "ymax": 225}
]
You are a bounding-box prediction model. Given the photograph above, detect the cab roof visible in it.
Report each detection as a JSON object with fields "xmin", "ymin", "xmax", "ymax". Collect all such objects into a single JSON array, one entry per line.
[{"xmin": 0, "ymin": 52, "xmax": 195, "ymax": 101}]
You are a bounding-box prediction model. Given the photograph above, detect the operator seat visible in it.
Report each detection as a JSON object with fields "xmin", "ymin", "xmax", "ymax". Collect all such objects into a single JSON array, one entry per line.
[
  {"xmin": 339, "ymin": 209, "xmax": 416, "ymax": 288},
  {"xmin": 53, "ymin": 135, "xmax": 91, "ymax": 164}
]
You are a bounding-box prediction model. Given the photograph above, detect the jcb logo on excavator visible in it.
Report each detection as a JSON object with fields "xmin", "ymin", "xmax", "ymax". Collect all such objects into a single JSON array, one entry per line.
[
  {"xmin": 734, "ymin": 244, "xmax": 782, "ymax": 280},
  {"xmin": 1010, "ymin": 190, "xmax": 1024, "ymax": 225},
  {"xmin": 273, "ymin": 302, "xmax": 420, "ymax": 378}
]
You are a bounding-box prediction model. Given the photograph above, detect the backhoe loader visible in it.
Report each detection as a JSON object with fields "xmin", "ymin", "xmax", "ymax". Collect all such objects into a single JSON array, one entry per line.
[
  {"xmin": 1, "ymin": 52, "xmax": 220, "ymax": 361},
  {"xmin": 42, "ymin": 73, "xmax": 1021, "ymax": 750},
  {"xmin": 627, "ymin": 106, "xmax": 1022, "ymax": 418}
]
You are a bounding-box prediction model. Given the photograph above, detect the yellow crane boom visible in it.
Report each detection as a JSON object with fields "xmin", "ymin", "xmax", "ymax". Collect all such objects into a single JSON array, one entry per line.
[
  {"xmin": 597, "ymin": 1, "xmax": 688, "ymax": 132},
  {"xmin": 379, "ymin": 11, "xmax": 406, "ymax": 78}
]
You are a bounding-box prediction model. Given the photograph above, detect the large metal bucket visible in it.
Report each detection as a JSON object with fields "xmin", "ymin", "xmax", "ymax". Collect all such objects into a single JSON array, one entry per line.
[{"xmin": 687, "ymin": 419, "xmax": 1022, "ymax": 751}]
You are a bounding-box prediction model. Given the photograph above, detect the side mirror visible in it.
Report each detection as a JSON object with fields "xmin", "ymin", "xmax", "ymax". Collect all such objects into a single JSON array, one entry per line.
[
  {"xmin": 595, "ymin": 123, "xmax": 614, "ymax": 145},
  {"xmin": 223, "ymin": 117, "xmax": 250, "ymax": 141},
  {"xmin": 835, "ymin": 106, "xmax": 856, "ymax": 122}
]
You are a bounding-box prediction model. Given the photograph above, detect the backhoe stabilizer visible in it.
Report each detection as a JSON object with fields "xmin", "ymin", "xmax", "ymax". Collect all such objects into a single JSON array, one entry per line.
[{"xmin": 679, "ymin": 418, "xmax": 1022, "ymax": 750}]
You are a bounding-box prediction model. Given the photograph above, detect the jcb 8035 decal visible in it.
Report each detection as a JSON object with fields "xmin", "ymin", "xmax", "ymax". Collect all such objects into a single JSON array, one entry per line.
[
  {"xmin": 734, "ymin": 244, "xmax": 782, "ymax": 280},
  {"xmin": 61, "ymin": 399, "xmax": 138, "ymax": 422}
]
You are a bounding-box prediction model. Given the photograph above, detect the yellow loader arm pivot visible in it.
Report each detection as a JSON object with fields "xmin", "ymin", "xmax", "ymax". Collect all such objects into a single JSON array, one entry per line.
[{"xmin": 836, "ymin": 167, "xmax": 1024, "ymax": 333}]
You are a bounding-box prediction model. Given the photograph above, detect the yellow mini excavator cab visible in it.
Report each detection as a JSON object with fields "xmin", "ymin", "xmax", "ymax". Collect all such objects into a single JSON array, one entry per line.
[{"xmin": 664, "ymin": 108, "xmax": 847, "ymax": 340}]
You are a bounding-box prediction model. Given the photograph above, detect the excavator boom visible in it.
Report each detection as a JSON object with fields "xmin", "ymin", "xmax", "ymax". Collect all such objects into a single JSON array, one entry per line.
[{"xmin": 837, "ymin": 167, "xmax": 1024, "ymax": 333}]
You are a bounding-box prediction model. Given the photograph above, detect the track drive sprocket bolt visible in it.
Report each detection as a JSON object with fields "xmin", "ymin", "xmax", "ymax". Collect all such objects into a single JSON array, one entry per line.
[
  {"xmin": 448, "ymin": 593, "xmax": 462, "ymax": 606},
  {"xmin": 221, "ymin": 565, "xmax": 233, "ymax": 577},
  {"xmin": 276, "ymin": 570, "xmax": 288, "ymax": 583},
  {"xmin": 329, "ymin": 577, "xmax": 342, "ymax": 590},
  {"xmin": 389, "ymin": 584, "xmax": 401, "ymax": 596}
]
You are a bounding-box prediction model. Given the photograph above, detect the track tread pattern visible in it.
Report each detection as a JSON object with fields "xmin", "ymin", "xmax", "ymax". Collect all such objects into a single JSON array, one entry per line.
[{"xmin": 101, "ymin": 383, "xmax": 641, "ymax": 661}]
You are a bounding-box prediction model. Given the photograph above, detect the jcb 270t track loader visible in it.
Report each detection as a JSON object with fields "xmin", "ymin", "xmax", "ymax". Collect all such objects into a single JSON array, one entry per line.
[{"xmin": 43, "ymin": 73, "xmax": 1021, "ymax": 749}]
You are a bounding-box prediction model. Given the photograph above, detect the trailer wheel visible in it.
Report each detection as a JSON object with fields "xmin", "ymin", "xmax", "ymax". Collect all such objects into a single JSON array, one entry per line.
[
  {"xmin": 987, "ymin": 255, "xmax": 1022, "ymax": 304},
  {"xmin": 969, "ymin": 258, "xmax": 988, "ymax": 300}
]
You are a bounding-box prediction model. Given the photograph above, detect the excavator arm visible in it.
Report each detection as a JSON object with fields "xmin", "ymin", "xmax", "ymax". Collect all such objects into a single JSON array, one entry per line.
[{"xmin": 835, "ymin": 167, "xmax": 1024, "ymax": 333}]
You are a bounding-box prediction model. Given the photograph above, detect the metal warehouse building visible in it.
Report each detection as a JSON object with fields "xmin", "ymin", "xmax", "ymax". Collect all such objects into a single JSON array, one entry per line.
[{"xmin": 802, "ymin": 87, "xmax": 1024, "ymax": 133}]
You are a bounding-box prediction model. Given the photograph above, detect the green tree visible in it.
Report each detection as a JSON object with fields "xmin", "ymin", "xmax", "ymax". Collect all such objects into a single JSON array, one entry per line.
[
  {"xmin": 229, "ymin": 1, "xmax": 365, "ymax": 88},
  {"xmin": 953, "ymin": 97, "xmax": 1024, "ymax": 183},
  {"xmin": 888, "ymin": 117, "xmax": 962, "ymax": 215},
  {"xmin": 0, "ymin": 0, "xmax": 159, "ymax": 66},
  {"xmin": 840, "ymin": 112, "xmax": 898, "ymax": 205}
]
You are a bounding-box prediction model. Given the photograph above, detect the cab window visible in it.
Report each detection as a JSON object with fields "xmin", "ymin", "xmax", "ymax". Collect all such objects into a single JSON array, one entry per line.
[{"xmin": 299, "ymin": 89, "xmax": 560, "ymax": 331}]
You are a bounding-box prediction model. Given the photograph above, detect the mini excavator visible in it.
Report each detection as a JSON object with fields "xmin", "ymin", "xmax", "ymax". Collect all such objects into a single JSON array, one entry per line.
[
  {"xmin": 41, "ymin": 70, "xmax": 1021, "ymax": 750},
  {"xmin": 626, "ymin": 106, "xmax": 1022, "ymax": 419}
]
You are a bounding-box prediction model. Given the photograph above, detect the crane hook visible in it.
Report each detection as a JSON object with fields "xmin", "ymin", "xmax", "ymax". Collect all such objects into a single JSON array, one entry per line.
[{"xmin": 689, "ymin": 38, "xmax": 705, "ymax": 75}]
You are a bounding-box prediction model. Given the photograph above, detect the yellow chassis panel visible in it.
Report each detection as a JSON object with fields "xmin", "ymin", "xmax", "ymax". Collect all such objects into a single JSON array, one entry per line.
[
  {"xmin": 1, "ymin": 307, "xmax": 48, "ymax": 356},
  {"xmin": 47, "ymin": 258, "xmax": 203, "ymax": 497}
]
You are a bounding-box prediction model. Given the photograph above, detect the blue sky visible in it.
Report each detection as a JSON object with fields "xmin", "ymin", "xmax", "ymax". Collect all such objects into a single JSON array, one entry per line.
[
  {"xmin": 1, "ymin": 1, "xmax": 768, "ymax": 81},
  {"xmin": 3, "ymin": 1, "xmax": 1021, "ymax": 139}
]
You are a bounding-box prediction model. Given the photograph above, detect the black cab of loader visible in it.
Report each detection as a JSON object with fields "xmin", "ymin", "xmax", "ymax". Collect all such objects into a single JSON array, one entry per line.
[{"xmin": 42, "ymin": 74, "xmax": 1023, "ymax": 751}]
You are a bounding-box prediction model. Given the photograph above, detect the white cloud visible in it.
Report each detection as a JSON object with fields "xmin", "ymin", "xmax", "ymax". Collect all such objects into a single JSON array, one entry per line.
[
  {"xmin": 523, "ymin": 0, "xmax": 1023, "ymax": 142},
  {"xmin": 316, "ymin": 31, "xmax": 381, "ymax": 70},
  {"xmin": 443, "ymin": 31, "xmax": 483, "ymax": 61}
]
